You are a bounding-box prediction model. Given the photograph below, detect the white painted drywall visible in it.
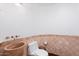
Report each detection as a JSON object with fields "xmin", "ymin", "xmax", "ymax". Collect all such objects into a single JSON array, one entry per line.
[
  {"xmin": 0, "ymin": 3, "xmax": 34, "ymax": 40},
  {"xmin": 0, "ymin": 3, "xmax": 79, "ymax": 40},
  {"xmin": 30, "ymin": 3, "xmax": 79, "ymax": 35}
]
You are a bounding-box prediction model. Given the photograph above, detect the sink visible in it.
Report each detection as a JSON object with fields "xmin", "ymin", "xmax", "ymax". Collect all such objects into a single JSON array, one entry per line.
[{"xmin": 4, "ymin": 41, "xmax": 27, "ymax": 56}]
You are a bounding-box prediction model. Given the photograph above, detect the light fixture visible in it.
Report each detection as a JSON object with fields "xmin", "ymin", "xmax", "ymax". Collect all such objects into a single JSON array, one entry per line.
[
  {"xmin": 14, "ymin": 3, "xmax": 25, "ymax": 14},
  {"xmin": 14, "ymin": 3, "xmax": 23, "ymax": 7}
]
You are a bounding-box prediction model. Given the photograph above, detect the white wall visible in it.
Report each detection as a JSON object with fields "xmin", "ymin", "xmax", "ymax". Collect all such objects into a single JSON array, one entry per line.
[
  {"xmin": 0, "ymin": 3, "xmax": 34, "ymax": 39},
  {"xmin": 30, "ymin": 3, "xmax": 79, "ymax": 35},
  {"xmin": 0, "ymin": 3, "xmax": 79, "ymax": 40}
]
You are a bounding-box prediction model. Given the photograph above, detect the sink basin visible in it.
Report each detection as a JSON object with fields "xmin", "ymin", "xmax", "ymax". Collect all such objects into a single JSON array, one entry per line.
[
  {"xmin": 4, "ymin": 41, "xmax": 27, "ymax": 56},
  {"xmin": 5, "ymin": 42, "xmax": 24, "ymax": 50}
]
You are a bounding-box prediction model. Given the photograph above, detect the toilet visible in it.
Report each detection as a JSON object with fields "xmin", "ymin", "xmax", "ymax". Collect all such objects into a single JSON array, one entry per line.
[{"xmin": 28, "ymin": 41, "xmax": 48, "ymax": 56}]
